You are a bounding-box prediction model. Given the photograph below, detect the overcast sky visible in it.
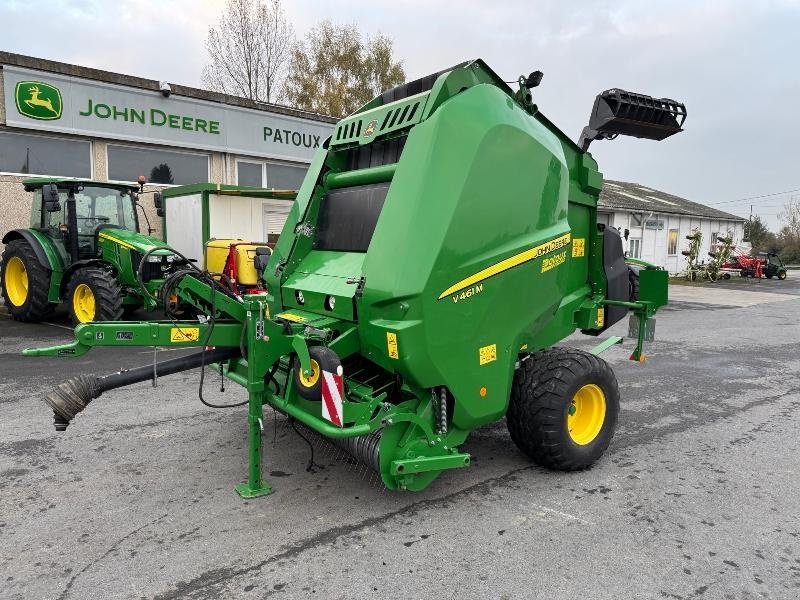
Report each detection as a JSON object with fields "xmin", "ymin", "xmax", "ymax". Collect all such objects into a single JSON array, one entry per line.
[{"xmin": 2, "ymin": 0, "xmax": 798, "ymax": 229}]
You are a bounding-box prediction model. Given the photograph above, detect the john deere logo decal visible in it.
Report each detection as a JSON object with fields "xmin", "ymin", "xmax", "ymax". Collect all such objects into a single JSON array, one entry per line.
[
  {"xmin": 15, "ymin": 81, "xmax": 63, "ymax": 120},
  {"xmin": 364, "ymin": 119, "xmax": 377, "ymax": 137}
]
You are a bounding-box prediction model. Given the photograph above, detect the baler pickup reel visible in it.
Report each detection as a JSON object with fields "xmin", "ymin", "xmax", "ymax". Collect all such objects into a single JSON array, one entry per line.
[{"xmin": 578, "ymin": 89, "xmax": 686, "ymax": 151}]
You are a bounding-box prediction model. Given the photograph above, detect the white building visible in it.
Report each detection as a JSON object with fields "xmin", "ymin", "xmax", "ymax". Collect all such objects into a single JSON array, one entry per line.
[{"xmin": 598, "ymin": 180, "xmax": 746, "ymax": 274}]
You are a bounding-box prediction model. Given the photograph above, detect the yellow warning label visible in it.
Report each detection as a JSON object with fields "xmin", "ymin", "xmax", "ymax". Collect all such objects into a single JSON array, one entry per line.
[
  {"xmin": 541, "ymin": 251, "xmax": 567, "ymax": 273},
  {"xmin": 479, "ymin": 343, "xmax": 497, "ymax": 365},
  {"xmin": 387, "ymin": 332, "xmax": 399, "ymax": 359},
  {"xmin": 170, "ymin": 327, "xmax": 200, "ymax": 343},
  {"xmin": 596, "ymin": 307, "xmax": 605, "ymax": 328},
  {"xmin": 279, "ymin": 313, "xmax": 306, "ymax": 323},
  {"xmin": 572, "ymin": 238, "xmax": 585, "ymax": 257}
]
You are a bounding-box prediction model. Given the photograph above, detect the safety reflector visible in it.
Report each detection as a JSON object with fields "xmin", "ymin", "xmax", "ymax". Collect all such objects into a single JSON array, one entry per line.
[{"xmin": 321, "ymin": 371, "xmax": 344, "ymax": 427}]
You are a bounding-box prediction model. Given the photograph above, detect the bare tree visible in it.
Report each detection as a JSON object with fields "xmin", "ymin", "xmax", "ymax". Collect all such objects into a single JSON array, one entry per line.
[
  {"xmin": 777, "ymin": 196, "xmax": 800, "ymax": 262},
  {"xmin": 283, "ymin": 21, "xmax": 405, "ymax": 117},
  {"xmin": 202, "ymin": 0, "xmax": 293, "ymax": 104}
]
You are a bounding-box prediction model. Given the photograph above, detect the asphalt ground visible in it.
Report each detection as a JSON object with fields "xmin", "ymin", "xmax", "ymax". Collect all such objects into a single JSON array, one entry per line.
[{"xmin": 1, "ymin": 277, "xmax": 799, "ymax": 600}]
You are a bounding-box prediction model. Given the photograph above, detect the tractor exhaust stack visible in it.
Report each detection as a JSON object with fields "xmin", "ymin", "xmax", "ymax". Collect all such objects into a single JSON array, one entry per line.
[{"xmin": 45, "ymin": 347, "xmax": 241, "ymax": 430}]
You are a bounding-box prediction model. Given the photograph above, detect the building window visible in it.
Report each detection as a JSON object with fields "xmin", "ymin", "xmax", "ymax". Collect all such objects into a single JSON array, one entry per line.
[
  {"xmin": 711, "ymin": 232, "xmax": 719, "ymax": 246},
  {"xmin": 107, "ymin": 144, "xmax": 208, "ymax": 185},
  {"xmin": 0, "ymin": 131, "xmax": 91, "ymax": 178},
  {"xmin": 667, "ymin": 228, "xmax": 678, "ymax": 255},
  {"xmin": 629, "ymin": 238, "xmax": 641, "ymax": 259},
  {"xmin": 630, "ymin": 213, "xmax": 643, "ymax": 227},
  {"xmin": 266, "ymin": 162, "xmax": 307, "ymax": 189},
  {"xmin": 236, "ymin": 160, "xmax": 264, "ymax": 187}
]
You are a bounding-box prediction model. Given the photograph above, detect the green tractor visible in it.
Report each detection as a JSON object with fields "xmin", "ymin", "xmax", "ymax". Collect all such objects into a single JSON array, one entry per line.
[{"xmin": 1, "ymin": 178, "xmax": 178, "ymax": 323}]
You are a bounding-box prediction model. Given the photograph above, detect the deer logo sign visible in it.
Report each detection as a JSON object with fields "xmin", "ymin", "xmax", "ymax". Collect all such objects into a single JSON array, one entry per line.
[{"xmin": 15, "ymin": 81, "xmax": 63, "ymax": 121}]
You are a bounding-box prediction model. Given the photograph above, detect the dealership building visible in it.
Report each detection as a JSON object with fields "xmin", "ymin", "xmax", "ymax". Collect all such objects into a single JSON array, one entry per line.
[
  {"xmin": 0, "ymin": 52, "xmax": 745, "ymax": 274},
  {"xmin": 0, "ymin": 51, "xmax": 335, "ymax": 243},
  {"xmin": 598, "ymin": 180, "xmax": 746, "ymax": 274}
]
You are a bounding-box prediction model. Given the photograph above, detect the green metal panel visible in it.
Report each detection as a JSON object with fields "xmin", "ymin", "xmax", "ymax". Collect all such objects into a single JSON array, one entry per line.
[
  {"xmin": 23, "ymin": 229, "xmax": 64, "ymax": 302},
  {"xmin": 331, "ymin": 92, "xmax": 429, "ymax": 147}
]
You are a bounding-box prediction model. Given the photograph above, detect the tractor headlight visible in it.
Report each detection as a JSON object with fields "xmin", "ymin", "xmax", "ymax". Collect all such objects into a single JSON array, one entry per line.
[
  {"xmin": 296, "ymin": 290, "xmax": 305, "ymax": 304},
  {"xmin": 325, "ymin": 295, "xmax": 335, "ymax": 311}
]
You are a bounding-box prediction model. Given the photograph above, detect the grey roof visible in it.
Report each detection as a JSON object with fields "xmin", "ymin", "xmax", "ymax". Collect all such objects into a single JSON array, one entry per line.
[
  {"xmin": 0, "ymin": 51, "xmax": 337, "ymax": 124},
  {"xmin": 599, "ymin": 180, "xmax": 745, "ymax": 221}
]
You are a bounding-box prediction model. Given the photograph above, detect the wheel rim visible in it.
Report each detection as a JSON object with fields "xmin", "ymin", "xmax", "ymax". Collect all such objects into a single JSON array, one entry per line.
[
  {"xmin": 4, "ymin": 256, "xmax": 29, "ymax": 306},
  {"xmin": 298, "ymin": 358, "xmax": 320, "ymax": 388},
  {"xmin": 568, "ymin": 384, "xmax": 606, "ymax": 445},
  {"xmin": 779, "ymin": 271, "xmax": 786, "ymax": 280},
  {"xmin": 72, "ymin": 283, "xmax": 96, "ymax": 322}
]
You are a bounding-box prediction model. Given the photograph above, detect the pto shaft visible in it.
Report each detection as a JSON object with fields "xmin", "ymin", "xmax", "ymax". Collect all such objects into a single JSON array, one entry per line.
[{"xmin": 45, "ymin": 347, "xmax": 241, "ymax": 430}]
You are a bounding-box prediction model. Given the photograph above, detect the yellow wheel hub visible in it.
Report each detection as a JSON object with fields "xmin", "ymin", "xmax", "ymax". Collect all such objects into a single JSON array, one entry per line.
[
  {"xmin": 298, "ymin": 358, "xmax": 320, "ymax": 388},
  {"xmin": 72, "ymin": 283, "xmax": 96, "ymax": 323},
  {"xmin": 4, "ymin": 256, "xmax": 29, "ymax": 307},
  {"xmin": 568, "ymin": 383, "xmax": 606, "ymax": 445}
]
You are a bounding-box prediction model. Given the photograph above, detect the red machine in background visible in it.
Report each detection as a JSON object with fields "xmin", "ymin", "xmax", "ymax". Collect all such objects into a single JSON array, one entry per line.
[{"xmin": 722, "ymin": 249, "xmax": 764, "ymax": 279}]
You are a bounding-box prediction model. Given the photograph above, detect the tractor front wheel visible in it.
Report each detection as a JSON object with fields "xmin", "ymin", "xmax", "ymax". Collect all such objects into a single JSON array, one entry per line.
[
  {"xmin": 66, "ymin": 267, "xmax": 123, "ymax": 324},
  {"xmin": 507, "ymin": 347, "xmax": 620, "ymax": 471},
  {"xmin": 778, "ymin": 270, "xmax": 787, "ymax": 280},
  {"xmin": 1, "ymin": 239, "xmax": 55, "ymax": 322}
]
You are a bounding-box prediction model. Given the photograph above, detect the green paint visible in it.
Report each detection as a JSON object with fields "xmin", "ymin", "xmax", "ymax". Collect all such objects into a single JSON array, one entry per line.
[
  {"xmin": 24, "ymin": 60, "xmax": 673, "ymax": 496},
  {"xmin": 77, "ymin": 99, "xmax": 221, "ymax": 134}
]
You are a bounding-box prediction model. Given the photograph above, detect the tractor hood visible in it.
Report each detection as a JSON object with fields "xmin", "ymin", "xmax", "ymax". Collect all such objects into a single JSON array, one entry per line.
[{"xmin": 97, "ymin": 228, "xmax": 174, "ymax": 256}]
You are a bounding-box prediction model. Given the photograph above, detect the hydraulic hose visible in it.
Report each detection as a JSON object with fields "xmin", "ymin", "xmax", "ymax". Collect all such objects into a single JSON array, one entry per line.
[{"xmin": 45, "ymin": 346, "xmax": 241, "ymax": 430}]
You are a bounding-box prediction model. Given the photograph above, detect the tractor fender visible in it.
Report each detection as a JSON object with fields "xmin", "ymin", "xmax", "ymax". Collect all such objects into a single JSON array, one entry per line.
[{"xmin": 2, "ymin": 229, "xmax": 61, "ymax": 272}]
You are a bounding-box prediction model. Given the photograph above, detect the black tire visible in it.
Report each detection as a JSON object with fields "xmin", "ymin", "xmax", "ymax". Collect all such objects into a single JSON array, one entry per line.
[
  {"xmin": 778, "ymin": 270, "xmax": 787, "ymax": 281},
  {"xmin": 765, "ymin": 274, "xmax": 773, "ymax": 279},
  {"xmin": 294, "ymin": 346, "xmax": 341, "ymax": 400},
  {"xmin": 1, "ymin": 239, "xmax": 55, "ymax": 322},
  {"xmin": 628, "ymin": 267, "xmax": 640, "ymax": 301},
  {"xmin": 65, "ymin": 266, "xmax": 124, "ymax": 324},
  {"xmin": 507, "ymin": 347, "xmax": 620, "ymax": 471}
]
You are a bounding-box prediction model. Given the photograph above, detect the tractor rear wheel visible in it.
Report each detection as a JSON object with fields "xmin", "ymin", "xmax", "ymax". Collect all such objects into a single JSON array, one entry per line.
[
  {"xmin": 1, "ymin": 239, "xmax": 55, "ymax": 322},
  {"xmin": 66, "ymin": 267, "xmax": 123, "ymax": 324},
  {"xmin": 507, "ymin": 347, "xmax": 620, "ymax": 471}
]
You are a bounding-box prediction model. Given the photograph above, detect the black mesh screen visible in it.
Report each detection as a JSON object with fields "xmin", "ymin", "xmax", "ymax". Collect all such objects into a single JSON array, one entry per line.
[{"xmin": 314, "ymin": 183, "xmax": 389, "ymax": 252}]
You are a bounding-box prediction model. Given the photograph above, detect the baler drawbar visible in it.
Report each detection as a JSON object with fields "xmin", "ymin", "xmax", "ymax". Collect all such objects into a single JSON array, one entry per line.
[{"xmin": 25, "ymin": 59, "xmax": 682, "ymax": 496}]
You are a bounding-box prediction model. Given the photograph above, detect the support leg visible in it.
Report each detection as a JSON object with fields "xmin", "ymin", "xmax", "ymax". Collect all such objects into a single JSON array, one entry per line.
[{"xmin": 235, "ymin": 389, "xmax": 273, "ymax": 498}]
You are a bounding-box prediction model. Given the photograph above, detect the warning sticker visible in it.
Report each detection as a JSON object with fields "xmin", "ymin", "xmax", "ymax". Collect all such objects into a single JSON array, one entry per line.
[
  {"xmin": 279, "ymin": 313, "xmax": 306, "ymax": 323},
  {"xmin": 387, "ymin": 332, "xmax": 399, "ymax": 359},
  {"xmin": 572, "ymin": 238, "xmax": 585, "ymax": 257},
  {"xmin": 170, "ymin": 327, "xmax": 200, "ymax": 343},
  {"xmin": 479, "ymin": 343, "xmax": 497, "ymax": 365}
]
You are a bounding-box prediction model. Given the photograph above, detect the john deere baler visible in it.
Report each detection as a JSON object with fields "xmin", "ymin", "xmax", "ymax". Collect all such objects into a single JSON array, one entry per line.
[{"xmin": 26, "ymin": 59, "xmax": 685, "ymax": 496}]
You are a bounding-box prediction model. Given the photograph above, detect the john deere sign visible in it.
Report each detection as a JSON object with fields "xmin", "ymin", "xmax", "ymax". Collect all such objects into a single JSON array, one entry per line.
[
  {"xmin": 2, "ymin": 65, "xmax": 332, "ymax": 162},
  {"xmin": 15, "ymin": 81, "xmax": 63, "ymax": 120}
]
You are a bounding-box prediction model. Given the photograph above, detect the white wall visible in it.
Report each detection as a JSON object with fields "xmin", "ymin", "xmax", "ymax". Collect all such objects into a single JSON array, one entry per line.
[{"xmin": 601, "ymin": 210, "xmax": 745, "ymax": 274}]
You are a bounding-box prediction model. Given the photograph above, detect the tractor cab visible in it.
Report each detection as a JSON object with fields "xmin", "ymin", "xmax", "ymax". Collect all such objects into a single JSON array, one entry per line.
[{"xmin": 26, "ymin": 179, "xmax": 150, "ymax": 262}]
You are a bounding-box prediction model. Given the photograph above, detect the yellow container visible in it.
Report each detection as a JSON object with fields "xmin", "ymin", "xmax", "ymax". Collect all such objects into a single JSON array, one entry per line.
[{"xmin": 205, "ymin": 239, "xmax": 270, "ymax": 285}]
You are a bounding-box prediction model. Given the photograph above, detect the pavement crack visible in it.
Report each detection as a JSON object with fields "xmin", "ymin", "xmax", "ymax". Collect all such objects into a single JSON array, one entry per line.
[
  {"xmin": 57, "ymin": 513, "xmax": 169, "ymax": 600},
  {"xmin": 153, "ymin": 465, "xmax": 536, "ymax": 599}
]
